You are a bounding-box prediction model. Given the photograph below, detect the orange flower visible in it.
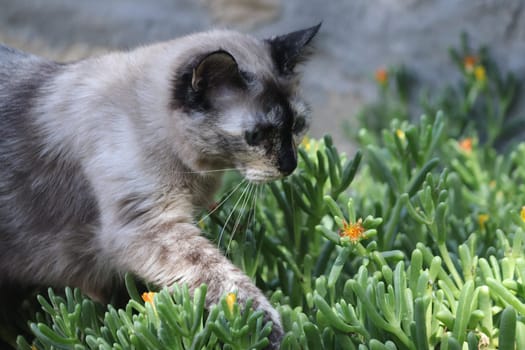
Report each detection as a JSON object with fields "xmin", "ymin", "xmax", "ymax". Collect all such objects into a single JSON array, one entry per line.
[
  {"xmin": 459, "ymin": 138, "xmax": 473, "ymax": 153},
  {"xmin": 463, "ymin": 55, "xmax": 477, "ymax": 72},
  {"xmin": 339, "ymin": 218, "xmax": 365, "ymax": 243},
  {"xmin": 226, "ymin": 292, "xmax": 236, "ymax": 314},
  {"xmin": 374, "ymin": 68, "xmax": 388, "ymax": 85},
  {"xmin": 142, "ymin": 291, "xmax": 156, "ymax": 305}
]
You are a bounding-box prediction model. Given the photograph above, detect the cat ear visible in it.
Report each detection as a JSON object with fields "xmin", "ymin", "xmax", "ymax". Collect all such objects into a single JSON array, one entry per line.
[
  {"xmin": 266, "ymin": 22, "xmax": 321, "ymax": 75},
  {"xmin": 191, "ymin": 50, "xmax": 243, "ymax": 92}
]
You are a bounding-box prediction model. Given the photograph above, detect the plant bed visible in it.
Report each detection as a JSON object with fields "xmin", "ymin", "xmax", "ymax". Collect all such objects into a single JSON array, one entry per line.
[{"xmin": 4, "ymin": 36, "xmax": 525, "ymax": 350}]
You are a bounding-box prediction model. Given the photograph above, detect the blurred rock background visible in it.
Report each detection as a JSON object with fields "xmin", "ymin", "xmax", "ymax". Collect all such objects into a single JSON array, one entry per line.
[{"xmin": 1, "ymin": 0, "xmax": 524, "ymax": 151}]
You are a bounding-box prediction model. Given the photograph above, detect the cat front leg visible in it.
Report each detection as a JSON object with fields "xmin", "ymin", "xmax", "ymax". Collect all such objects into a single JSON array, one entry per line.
[{"xmin": 113, "ymin": 222, "xmax": 283, "ymax": 348}]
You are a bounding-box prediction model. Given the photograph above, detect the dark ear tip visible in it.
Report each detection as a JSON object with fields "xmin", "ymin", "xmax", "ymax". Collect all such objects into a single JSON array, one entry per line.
[
  {"xmin": 305, "ymin": 22, "xmax": 322, "ymax": 43},
  {"xmin": 295, "ymin": 22, "xmax": 322, "ymax": 47},
  {"xmin": 311, "ymin": 22, "xmax": 323, "ymax": 34},
  {"xmin": 266, "ymin": 22, "xmax": 322, "ymax": 75}
]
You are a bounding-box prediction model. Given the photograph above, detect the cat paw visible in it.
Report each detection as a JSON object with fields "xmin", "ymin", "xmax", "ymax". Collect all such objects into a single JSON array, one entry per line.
[
  {"xmin": 265, "ymin": 317, "xmax": 284, "ymax": 350},
  {"xmin": 253, "ymin": 296, "xmax": 284, "ymax": 349}
]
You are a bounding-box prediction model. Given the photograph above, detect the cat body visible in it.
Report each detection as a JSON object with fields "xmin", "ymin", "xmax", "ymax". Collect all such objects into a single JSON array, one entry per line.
[{"xmin": 0, "ymin": 25, "xmax": 319, "ymax": 347}]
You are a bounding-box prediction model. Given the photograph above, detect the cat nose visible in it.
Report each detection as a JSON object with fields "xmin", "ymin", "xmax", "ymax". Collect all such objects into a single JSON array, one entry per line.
[
  {"xmin": 278, "ymin": 148, "xmax": 297, "ymax": 176},
  {"xmin": 278, "ymin": 158, "xmax": 297, "ymax": 176}
]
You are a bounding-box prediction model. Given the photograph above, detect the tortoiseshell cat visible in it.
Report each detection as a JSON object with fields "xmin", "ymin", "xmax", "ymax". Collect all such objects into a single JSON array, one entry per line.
[{"xmin": 0, "ymin": 24, "xmax": 320, "ymax": 347}]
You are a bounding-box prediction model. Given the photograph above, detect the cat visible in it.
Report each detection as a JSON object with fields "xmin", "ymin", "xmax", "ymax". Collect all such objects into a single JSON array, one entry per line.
[{"xmin": 0, "ymin": 23, "xmax": 320, "ymax": 348}]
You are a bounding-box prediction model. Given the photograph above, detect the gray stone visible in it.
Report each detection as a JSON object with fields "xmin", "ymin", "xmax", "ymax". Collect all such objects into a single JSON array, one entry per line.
[
  {"xmin": 1, "ymin": 0, "xmax": 524, "ymax": 151},
  {"xmin": 200, "ymin": 0, "xmax": 281, "ymax": 30}
]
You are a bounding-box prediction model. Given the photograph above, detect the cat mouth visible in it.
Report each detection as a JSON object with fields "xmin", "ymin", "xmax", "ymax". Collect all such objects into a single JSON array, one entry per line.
[{"xmin": 242, "ymin": 169, "xmax": 283, "ymax": 184}]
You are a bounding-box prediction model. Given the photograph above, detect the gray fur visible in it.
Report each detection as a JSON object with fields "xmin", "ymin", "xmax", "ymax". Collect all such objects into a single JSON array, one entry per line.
[
  {"xmin": 0, "ymin": 46, "xmax": 104, "ymax": 292},
  {"xmin": 0, "ymin": 26, "xmax": 318, "ymax": 348}
]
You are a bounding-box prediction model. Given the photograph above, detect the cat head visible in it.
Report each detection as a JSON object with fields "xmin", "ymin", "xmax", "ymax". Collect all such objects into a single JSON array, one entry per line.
[{"xmin": 170, "ymin": 24, "xmax": 321, "ymax": 183}]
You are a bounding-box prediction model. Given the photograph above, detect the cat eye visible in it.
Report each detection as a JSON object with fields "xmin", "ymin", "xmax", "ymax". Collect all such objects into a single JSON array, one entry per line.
[
  {"xmin": 293, "ymin": 116, "xmax": 306, "ymax": 134},
  {"xmin": 245, "ymin": 128, "xmax": 265, "ymax": 146},
  {"xmin": 245, "ymin": 125, "xmax": 272, "ymax": 146}
]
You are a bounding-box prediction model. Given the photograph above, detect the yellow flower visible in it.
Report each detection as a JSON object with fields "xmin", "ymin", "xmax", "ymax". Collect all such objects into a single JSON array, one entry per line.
[
  {"xmin": 226, "ymin": 292, "xmax": 236, "ymax": 314},
  {"xmin": 374, "ymin": 68, "xmax": 388, "ymax": 86},
  {"xmin": 463, "ymin": 55, "xmax": 477, "ymax": 73},
  {"xmin": 520, "ymin": 206, "xmax": 525, "ymax": 222},
  {"xmin": 142, "ymin": 291, "xmax": 156, "ymax": 305},
  {"xmin": 301, "ymin": 135, "xmax": 311, "ymax": 151},
  {"xmin": 396, "ymin": 129, "xmax": 406, "ymax": 141},
  {"xmin": 339, "ymin": 218, "xmax": 365, "ymax": 244},
  {"xmin": 474, "ymin": 65, "xmax": 486, "ymax": 83},
  {"xmin": 478, "ymin": 214, "xmax": 489, "ymax": 231},
  {"xmin": 458, "ymin": 138, "xmax": 473, "ymax": 154}
]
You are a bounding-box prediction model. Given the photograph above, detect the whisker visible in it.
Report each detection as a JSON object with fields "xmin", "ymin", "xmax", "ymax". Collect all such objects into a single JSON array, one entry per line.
[
  {"xmin": 227, "ymin": 183, "xmax": 256, "ymax": 252},
  {"xmin": 231, "ymin": 183, "xmax": 255, "ymax": 242},
  {"xmin": 251, "ymin": 184, "xmax": 263, "ymax": 244},
  {"xmin": 172, "ymin": 167, "xmax": 248, "ymax": 175},
  {"xmin": 232, "ymin": 183, "xmax": 254, "ymax": 235},
  {"xmin": 246, "ymin": 184, "xmax": 260, "ymax": 234},
  {"xmin": 249, "ymin": 184, "xmax": 261, "ymax": 228},
  {"xmin": 218, "ymin": 181, "xmax": 251, "ymax": 247},
  {"xmin": 198, "ymin": 178, "xmax": 247, "ymax": 225}
]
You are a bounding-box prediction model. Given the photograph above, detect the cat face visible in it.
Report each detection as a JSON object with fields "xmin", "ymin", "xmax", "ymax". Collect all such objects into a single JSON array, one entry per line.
[{"xmin": 171, "ymin": 24, "xmax": 320, "ymax": 183}]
